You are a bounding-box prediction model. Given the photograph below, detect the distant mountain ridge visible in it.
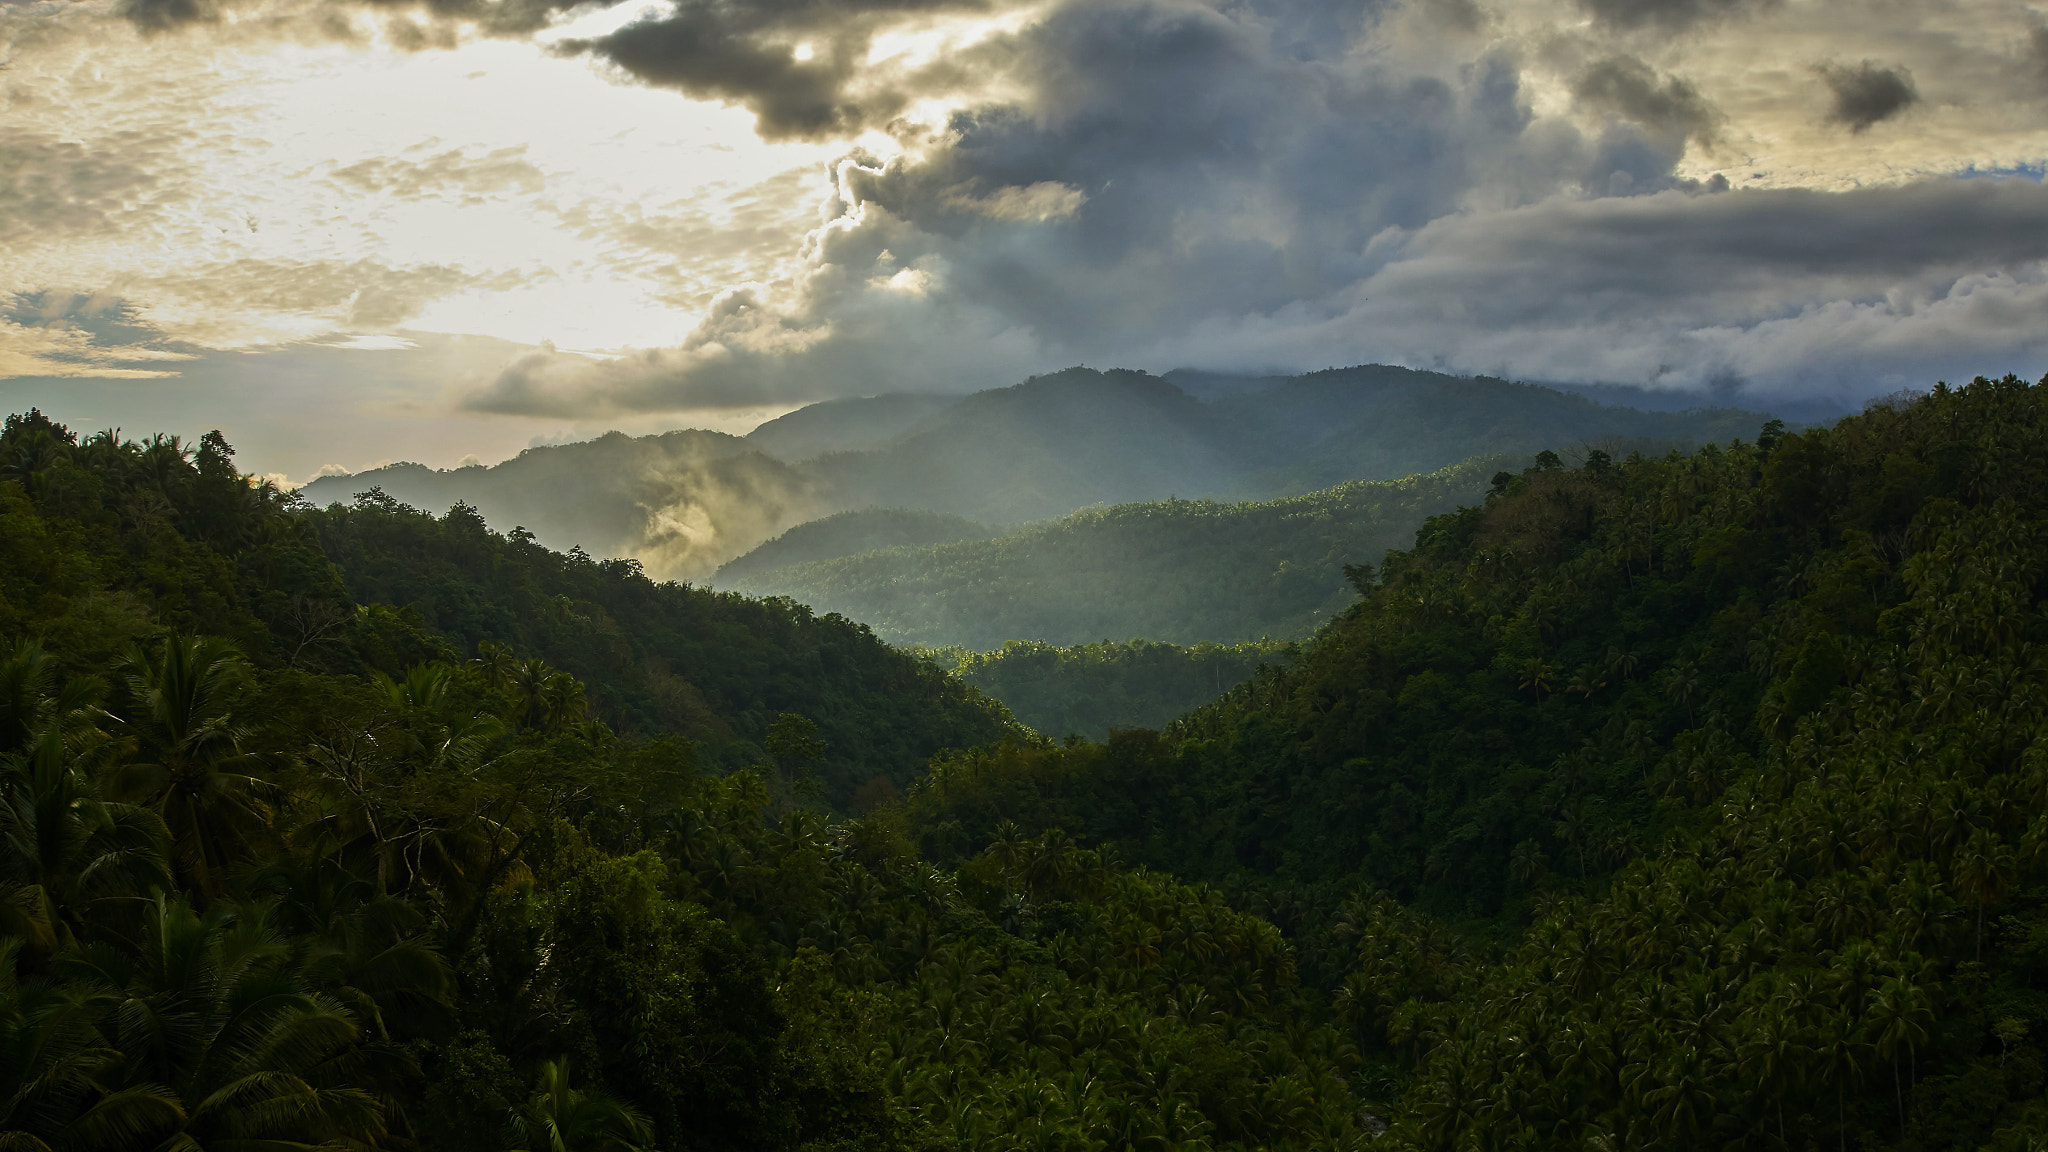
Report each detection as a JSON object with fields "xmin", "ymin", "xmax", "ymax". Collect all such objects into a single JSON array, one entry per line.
[
  {"xmin": 721, "ymin": 455, "xmax": 1528, "ymax": 649},
  {"xmin": 744, "ymin": 392, "xmax": 959, "ymax": 460},
  {"xmin": 714, "ymin": 508, "xmax": 996, "ymax": 584},
  {"xmin": 302, "ymin": 364, "xmax": 1778, "ymax": 581}
]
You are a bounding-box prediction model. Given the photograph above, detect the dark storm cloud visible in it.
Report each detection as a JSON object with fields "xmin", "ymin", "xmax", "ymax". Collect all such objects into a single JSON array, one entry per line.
[
  {"xmin": 1367, "ymin": 178, "xmax": 2048, "ymax": 321},
  {"xmin": 118, "ymin": 0, "xmax": 220, "ymax": 33},
  {"xmin": 467, "ymin": 0, "xmax": 1759, "ymax": 416},
  {"xmin": 1572, "ymin": 56, "xmax": 1719, "ymax": 144},
  {"xmin": 1819, "ymin": 60, "xmax": 1918, "ymax": 132},
  {"xmin": 792, "ymin": 0, "xmax": 1707, "ymax": 349},
  {"xmin": 1332, "ymin": 176, "xmax": 2048, "ymax": 394},
  {"xmin": 560, "ymin": 0, "xmax": 1000, "ymax": 140}
]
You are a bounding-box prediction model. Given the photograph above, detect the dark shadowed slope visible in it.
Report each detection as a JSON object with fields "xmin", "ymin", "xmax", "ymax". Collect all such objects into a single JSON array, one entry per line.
[{"xmin": 925, "ymin": 637, "xmax": 1299, "ymax": 741}]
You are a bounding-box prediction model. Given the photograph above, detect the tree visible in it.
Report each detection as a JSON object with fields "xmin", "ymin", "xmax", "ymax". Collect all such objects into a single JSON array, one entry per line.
[
  {"xmin": 112, "ymin": 635, "xmax": 271, "ymax": 902},
  {"xmin": 506, "ymin": 1059, "xmax": 653, "ymax": 1152}
]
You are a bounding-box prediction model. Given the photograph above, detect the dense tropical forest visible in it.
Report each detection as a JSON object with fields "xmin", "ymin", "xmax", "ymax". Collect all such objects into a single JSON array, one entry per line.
[
  {"xmin": 7, "ymin": 374, "xmax": 2048, "ymax": 1151},
  {"xmin": 917, "ymin": 639, "xmax": 1299, "ymax": 741},
  {"xmin": 902, "ymin": 376, "xmax": 2048, "ymax": 1148},
  {"xmin": 304, "ymin": 365, "xmax": 1771, "ymax": 582}
]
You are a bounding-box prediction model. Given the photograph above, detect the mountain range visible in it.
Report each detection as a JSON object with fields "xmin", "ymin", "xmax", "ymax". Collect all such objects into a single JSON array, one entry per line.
[
  {"xmin": 719, "ymin": 454, "xmax": 1528, "ymax": 648},
  {"xmin": 302, "ymin": 364, "xmax": 1779, "ymax": 585}
]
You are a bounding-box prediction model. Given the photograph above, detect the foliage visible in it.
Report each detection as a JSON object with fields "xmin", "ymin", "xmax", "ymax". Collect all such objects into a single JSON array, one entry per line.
[
  {"xmin": 0, "ymin": 406, "xmax": 1377, "ymax": 1152},
  {"xmin": 308, "ymin": 492, "xmax": 1018, "ymax": 804},
  {"xmin": 10, "ymin": 375, "xmax": 2048, "ymax": 1152},
  {"xmin": 908, "ymin": 376, "xmax": 2048, "ymax": 1148}
]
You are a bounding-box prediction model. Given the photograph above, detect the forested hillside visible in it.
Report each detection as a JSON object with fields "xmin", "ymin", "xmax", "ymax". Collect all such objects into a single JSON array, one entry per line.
[
  {"xmin": 743, "ymin": 392, "xmax": 959, "ymax": 460},
  {"xmin": 0, "ymin": 410, "xmax": 1012, "ymax": 804},
  {"xmin": 305, "ymin": 364, "xmax": 1767, "ymax": 581},
  {"xmin": 904, "ymin": 376, "xmax": 2048, "ymax": 1149},
  {"xmin": 10, "ymin": 376, "xmax": 2048, "ymax": 1152},
  {"xmin": 716, "ymin": 507, "xmax": 995, "ymax": 585},
  {"xmin": 921, "ymin": 638, "xmax": 1299, "ymax": 741},
  {"xmin": 724, "ymin": 455, "xmax": 1520, "ymax": 648},
  {"xmin": 0, "ymin": 407, "xmax": 1386, "ymax": 1152}
]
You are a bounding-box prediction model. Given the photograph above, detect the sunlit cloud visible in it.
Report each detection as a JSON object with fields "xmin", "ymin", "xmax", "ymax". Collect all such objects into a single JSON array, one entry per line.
[{"xmin": 5, "ymin": 0, "xmax": 2048, "ymax": 479}]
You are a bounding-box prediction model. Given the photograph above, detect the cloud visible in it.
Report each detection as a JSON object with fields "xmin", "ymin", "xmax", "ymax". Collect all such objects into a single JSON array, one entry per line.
[
  {"xmin": 463, "ymin": 0, "xmax": 1729, "ymax": 414},
  {"xmin": 1572, "ymin": 56, "xmax": 1720, "ymax": 145},
  {"xmin": 1818, "ymin": 60, "xmax": 1918, "ymax": 132},
  {"xmin": 0, "ymin": 293, "xmax": 195, "ymax": 379},
  {"xmin": 119, "ymin": 0, "xmax": 223, "ymax": 34},
  {"xmin": 36, "ymin": 0, "xmax": 2048, "ymax": 419},
  {"xmin": 559, "ymin": 0, "xmax": 1005, "ymax": 140},
  {"xmin": 113, "ymin": 0, "xmax": 587, "ymax": 37},
  {"xmin": 135, "ymin": 257, "xmax": 531, "ymax": 337},
  {"xmin": 0, "ymin": 128, "xmax": 184, "ymax": 250},
  {"xmin": 1315, "ymin": 178, "xmax": 2048, "ymax": 389},
  {"xmin": 0, "ymin": 320, "xmax": 191, "ymax": 379},
  {"xmin": 328, "ymin": 145, "xmax": 545, "ymax": 200}
]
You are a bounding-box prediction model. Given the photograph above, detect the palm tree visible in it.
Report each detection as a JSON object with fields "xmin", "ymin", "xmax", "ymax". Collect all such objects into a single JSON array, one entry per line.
[
  {"xmin": 112, "ymin": 636, "xmax": 272, "ymax": 901},
  {"xmin": 374, "ymin": 661, "xmax": 457, "ymax": 715},
  {"xmin": 1738, "ymin": 1002, "xmax": 1810, "ymax": 1147},
  {"xmin": 1952, "ymin": 828, "xmax": 2015, "ymax": 960},
  {"xmin": 62, "ymin": 896, "xmax": 388, "ymax": 1150},
  {"xmin": 0, "ymin": 641, "xmax": 94, "ymax": 755},
  {"xmin": 0, "ymin": 722, "xmax": 171, "ymax": 951},
  {"xmin": 1867, "ymin": 975, "xmax": 1933, "ymax": 1137},
  {"xmin": 507, "ymin": 659, "xmax": 555, "ymax": 730},
  {"xmin": 468, "ymin": 641, "xmax": 517, "ymax": 694},
  {"xmin": 0, "ymin": 641, "xmax": 169, "ymax": 950},
  {"xmin": 506, "ymin": 1058, "xmax": 653, "ymax": 1152},
  {"xmin": 1812, "ymin": 1010, "xmax": 1867, "ymax": 1152},
  {"xmin": 0, "ymin": 937, "xmax": 184, "ymax": 1151},
  {"xmin": 539, "ymin": 673, "xmax": 587, "ymax": 734}
]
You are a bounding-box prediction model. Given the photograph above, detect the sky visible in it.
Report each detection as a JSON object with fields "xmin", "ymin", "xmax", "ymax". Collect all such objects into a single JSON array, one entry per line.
[{"xmin": 4, "ymin": 0, "xmax": 2048, "ymax": 482}]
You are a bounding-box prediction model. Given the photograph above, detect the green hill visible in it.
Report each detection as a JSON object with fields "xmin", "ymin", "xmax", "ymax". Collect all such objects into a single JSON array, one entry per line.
[
  {"xmin": 724, "ymin": 454, "xmax": 1522, "ymax": 648},
  {"xmin": 904, "ymin": 376, "xmax": 2048, "ymax": 1148},
  {"xmin": 304, "ymin": 364, "xmax": 1772, "ymax": 581},
  {"xmin": 714, "ymin": 507, "xmax": 995, "ymax": 584},
  {"xmin": 0, "ymin": 406, "xmax": 1384, "ymax": 1152},
  {"xmin": 9, "ymin": 376, "xmax": 2048, "ymax": 1152},
  {"xmin": 743, "ymin": 392, "xmax": 960, "ymax": 460},
  {"xmin": 0, "ymin": 411, "xmax": 1012, "ymax": 805}
]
